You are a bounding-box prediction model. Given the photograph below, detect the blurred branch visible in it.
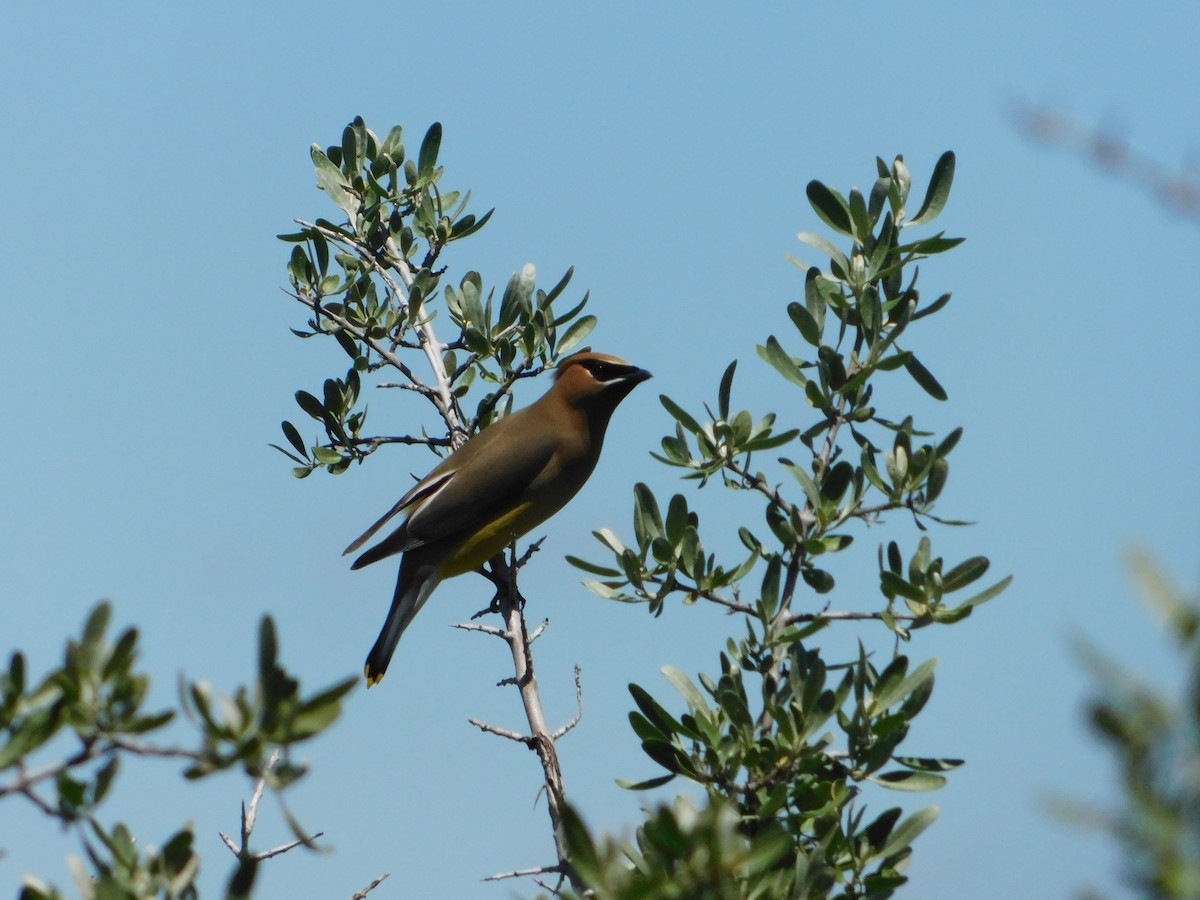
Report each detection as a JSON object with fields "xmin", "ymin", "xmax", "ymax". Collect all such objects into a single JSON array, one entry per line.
[{"xmin": 1012, "ymin": 101, "xmax": 1200, "ymax": 223}]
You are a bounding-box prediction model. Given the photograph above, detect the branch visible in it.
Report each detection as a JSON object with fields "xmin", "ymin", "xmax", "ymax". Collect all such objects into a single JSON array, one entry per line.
[
  {"xmin": 218, "ymin": 750, "xmax": 323, "ymax": 863},
  {"xmin": 550, "ymin": 666, "xmax": 583, "ymax": 741},
  {"xmin": 1012, "ymin": 101, "xmax": 1200, "ymax": 223},
  {"xmin": 483, "ymin": 864, "xmax": 565, "ymax": 883},
  {"xmin": 468, "ymin": 540, "xmax": 585, "ymax": 894},
  {"xmin": 293, "ymin": 219, "xmax": 466, "ymax": 443},
  {"xmin": 350, "ymin": 873, "xmax": 391, "ymax": 899}
]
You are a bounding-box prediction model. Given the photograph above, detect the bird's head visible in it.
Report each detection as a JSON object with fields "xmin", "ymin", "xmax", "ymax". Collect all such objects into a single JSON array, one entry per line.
[{"xmin": 553, "ymin": 351, "xmax": 652, "ymax": 412}]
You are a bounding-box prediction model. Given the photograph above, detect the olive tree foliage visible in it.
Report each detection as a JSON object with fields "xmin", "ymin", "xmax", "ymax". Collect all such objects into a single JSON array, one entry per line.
[
  {"xmin": 273, "ymin": 119, "xmax": 1010, "ymax": 896},
  {"xmin": 558, "ymin": 151, "xmax": 1011, "ymax": 898},
  {"xmin": 1062, "ymin": 553, "xmax": 1200, "ymax": 900},
  {"xmin": 1, "ymin": 604, "xmax": 355, "ymax": 899},
  {"xmin": 275, "ymin": 116, "xmax": 607, "ymax": 893}
]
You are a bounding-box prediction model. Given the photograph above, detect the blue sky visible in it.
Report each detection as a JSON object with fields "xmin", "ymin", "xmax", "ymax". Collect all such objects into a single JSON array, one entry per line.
[{"xmin": 3, "ymin": 3, "xmax": 1199, "ymax": 897}]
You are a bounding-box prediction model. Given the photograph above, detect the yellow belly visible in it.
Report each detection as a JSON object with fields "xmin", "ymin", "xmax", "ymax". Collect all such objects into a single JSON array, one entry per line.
[{"xmin": 439, "ymin": 501, "xmax": 552, "ymax": 576}]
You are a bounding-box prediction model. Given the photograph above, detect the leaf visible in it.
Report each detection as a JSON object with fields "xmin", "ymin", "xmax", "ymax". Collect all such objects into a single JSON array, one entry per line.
[
  {"xmin": 615, "ymin": 773, "xmax": 676, "ymax": 791},
  {"xmin": 718, "ymin": 360, "xmax": 736, "ymax": 421},
  {"xmin": 756, "ymin": 337, "xmax": 808, "ymax": 386},
  {"xmin": 787, "ymin": 302, "xmax": 822, "ymax": 346},
  {"xmin": 942, "ymin": 557, "xmax": 989, "ymax": 592},
  {"xmin": 556, "ymin": 315, "xmax": 596, "ymax": 355},
  {"xmin": 805, "ymin": 180, "xmax": 854, "ymax": 236},
  {"xmin": 868, "ymin": 770, "xmax": 948, "ymax": 792},
  {"xmin": 294, "ymin": 390, "xmax": 326, "ymax": 421},
  {"xmin": 796, "ymin": 231, "xmax": 850, "ymax": 275},
  {"xmin": 660, "ymin": 395, "xmax": 704, "ymax": 435},
  {"xmin": 779, "ymin": 458, "xmax": 821, "ymax": 509},
  {"xmin": 894, "ymin": 756, "xmax": 964, "ymax": 772},
  {"xmin": 879, "ymin": 805, "xmax": 939, "ymax": 858},
  {"xmin": 848, "ymin": 187, "xmax": 871, "ymax": 242},
  {"xmin": 904, "ymin": 355, "xmax": 948, "ymax": 400},
  {"xmin": 565, "ymin": 555, "xmax": 621, "ymax": 577},
  {"xmin": 661, "ymin": 665, "xmax": 708, "ymax": 713},
  {"xmin": 418, "ymin": 122, "xmax": 442, "ymax": 175},
  {"xmin": 952, "ymin": 574, "xmax": 1013, "ymax": 610},
  {"xmin": 310, "ymin": 146, "xmax": 356, "ymax": 217},
  {"xmin": 908, "ymin": 150, "xmax": 955, "ymax": 225}
]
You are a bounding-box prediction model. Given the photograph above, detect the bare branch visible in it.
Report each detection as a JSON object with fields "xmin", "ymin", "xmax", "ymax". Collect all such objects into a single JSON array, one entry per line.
[
  {"xmin": 350, "ymin": 873, "xmax": 391, "ymax": 899},
  {"xmin": 467, "ymin": 718, "xmax": 529, "ymax": 743},
  {"xmin": 483, "ymin": 864, "xmax": 565, "ymax": 883},
  {"xmin": 452, "ymin": 621, "xmax": 506, "ymax": 638},
  {"xmin": 1012, "ymin": 101, "xmax": 1200, "ymax": 223}
]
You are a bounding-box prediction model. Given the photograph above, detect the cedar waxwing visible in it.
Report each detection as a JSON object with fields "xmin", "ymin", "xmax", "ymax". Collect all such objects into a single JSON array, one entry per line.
[{"xmin": 345, "ymin": 352, "xmax": 651, "ymax": 686}]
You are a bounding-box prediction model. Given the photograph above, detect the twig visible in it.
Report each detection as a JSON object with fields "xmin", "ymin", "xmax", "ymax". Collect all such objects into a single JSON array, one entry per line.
[
  {"xmin": 350, "ymin": 873, "xmax": 391, "ymax": 899},
  {"xmin": 550, "ymin": 667, "xmax": 583, "ymax": 740},
  {"xmin": 452, "ymin": 621, "xmax": 505, "ymax": 638},
  {"xmin": 1011, "ymin": 101, "xmax": 1200, "ymax": 223},
  {"xmin": 218, "ymin": 749, "xmax": 323, "ymax": 863},
  {"xmin": 467, "ymin": 540, "xmax": 585, "ymax": 893},
  {"xmin": 483, "ymin": 864, "xmax": 564, "ymax": 883},
  {"xmin": 467, "ymin": 719, "xmax": 528, "ymax": 743}
]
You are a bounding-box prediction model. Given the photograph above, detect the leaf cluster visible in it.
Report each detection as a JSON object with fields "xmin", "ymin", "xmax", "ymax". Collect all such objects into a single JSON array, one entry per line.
[
  {"xmin": 274, "ymin": 117, "xmax": 597, "ymax": 476},
  {"xmin": 2, "ymin": 603, "xmax": 354, "ymax": 898},
  {"xmin": 565, "ymin": 153, "xmax": 1009, "ymax": 896},
  {"xmin": 1067, "ymin": 552, "xmax": 1200, "ymax": 899}
]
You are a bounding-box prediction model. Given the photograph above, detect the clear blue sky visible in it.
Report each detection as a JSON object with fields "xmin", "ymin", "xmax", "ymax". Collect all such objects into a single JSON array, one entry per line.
[{"xmin": 4, "ymin": 3, "xmax": 1199, "ymax": 897}]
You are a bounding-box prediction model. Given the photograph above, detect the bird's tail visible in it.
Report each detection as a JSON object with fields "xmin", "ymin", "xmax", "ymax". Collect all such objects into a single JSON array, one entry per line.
[{"xmin": 364, "ymin": 555, "xmax": 441, "ymax": 687}]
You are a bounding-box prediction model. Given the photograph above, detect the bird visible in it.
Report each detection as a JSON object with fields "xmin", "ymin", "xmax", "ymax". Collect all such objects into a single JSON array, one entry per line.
[{"xmin": 344, "ymin": 351, "xmax": 652, "ymax": 686}]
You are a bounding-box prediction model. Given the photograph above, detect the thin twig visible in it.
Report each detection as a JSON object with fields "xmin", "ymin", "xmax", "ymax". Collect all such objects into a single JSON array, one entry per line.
[
  {"xmin": 452, "ymin": 621, "xmax": 506, "ymax": 638},
  {"xmin": 483, "ymin": 864, "xmax": 564, "ymax": 883},
  {"xmin": 550, "ymin": 667, "xmax": 584, "ymax": 740},
  {"xmin": 467, "ymin": 719, "xmax": 528, "ymax": 743},
  {"xmin": 350, "ymin": 873, "xmax": 391, "ymax": 899}
]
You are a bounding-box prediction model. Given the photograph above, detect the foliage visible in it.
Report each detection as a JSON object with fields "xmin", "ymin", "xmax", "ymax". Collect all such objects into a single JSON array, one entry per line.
[
  {"xmin": 564, "ymin": 152, "xmax": 1009, "ymax": 896},
  {"xmin": 1, "ymin": 602, "xmax": 354, "ymax": 899},
  {"xmin": 275, "ymin": 116, "xmax": 598, "ymax": 473},
  {"xmin": 1066, "ymin": 552, "xmax": 1200, "ymax": 899}
]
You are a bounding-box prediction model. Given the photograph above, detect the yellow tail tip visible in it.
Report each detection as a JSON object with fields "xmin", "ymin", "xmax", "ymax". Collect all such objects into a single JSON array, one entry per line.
[{"xmin": 365, "ymin": 666, "xmax": 384, "ymax": 688}]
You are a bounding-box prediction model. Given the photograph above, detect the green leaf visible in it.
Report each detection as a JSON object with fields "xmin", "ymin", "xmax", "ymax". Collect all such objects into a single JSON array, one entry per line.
[
  {"xmin": 881, "ymin": 572, "xmax": 924, "ymax": 602},
  {"xmin": 787, "ymin": 302, "xmax": 822, "ymax": 346},
  {"xmin": 952, "ymin": 574, "xmax": 1013, "ymax": 610},
  {"xmin": 615, "ymin": 773, "xmax": 676, "ymax": 791},
  {"xmin": 908, "ymin": 151, "xmax": 956, "ymax": 225},
  {"xmin": 556, "ymin": 314, "xmax": 596, "ymax": 355},
  {"xmin": 797, "ymin": 232, "xmax": 850, "ymax": 275},
  {"xmin": 848, "ymin": 187, "xmax": 871, "ymax": 242},
  {"xmin": 894, "ymin": 756, "xmax": 964, "ymax": 772},
  {"xmin": 718, "ymin": 361, "xmax": 736, "ymax": 421},
  {"xmin": 661, "ymin": 665, "xmax": 708, "ymax": 713},
  {"xmin": 868, "ymin": 770, "xmax": 948, "ymax": 791},
  {"xmin": 660, "ymin": 395, "xmax": 704, "ymax": 435},
  {"xmin": 294, "ymin": 390, "xmax": 326, "ymax": 421},
  {"xmin": 379, "ymin": 124, "xmax": 404, "ymax": 166},
  {"xmin": 418, "ymin": 122, "xmax": 442, "ymax": 175},
  {"xmin": 942, "ymin": 557, "xmax": 989, "ymax": 592},
  {"xmin": 779, "ymin": 458, "xmax": 821, "ymax": 509},
  {"xmin": 756, "ymin": 337, "xmax": 808, "ymax": 386},
  {"xmin": 280, "ymin": 424, "xmax": 307, "ymax": 460},
  {"xmin": 904, "ymin": 355, "xmax": 948, "ymax": 400},
  {"xmin": 565, "ymin": 555, "xmax": 621, "ymax": 577},
  {"xmin": 806, "ymin": 180, "xmax": 854, "ymax": 236},
  {"xmin": 879, "ymin": 805, "xmax": 939, "ymax": 858},
  {"xmin": 310, "ymin": 146, "xmax": 356, "ymax": 217},
  {"xmin": 802, "ymin": 567, "xmax": 835, "ymax": 593}
]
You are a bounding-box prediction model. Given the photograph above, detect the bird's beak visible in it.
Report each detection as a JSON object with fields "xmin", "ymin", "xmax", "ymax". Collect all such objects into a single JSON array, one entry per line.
[{"xmin": 626, "ymin": 367, "xmax": 652, "ymax": 384}]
